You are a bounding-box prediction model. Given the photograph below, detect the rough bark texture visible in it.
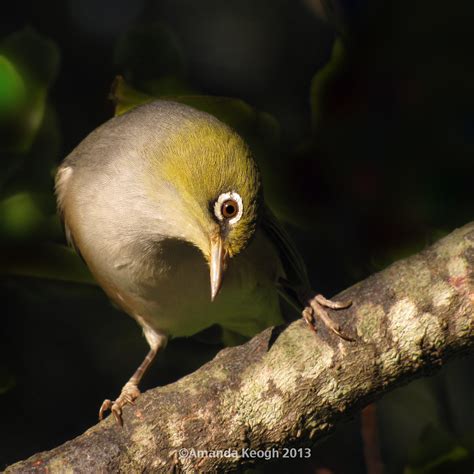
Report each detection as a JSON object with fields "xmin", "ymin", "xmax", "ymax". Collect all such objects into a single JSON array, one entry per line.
[{"xmin": 6, "ymin": 223, "xmax": 474, "ymax": 473}]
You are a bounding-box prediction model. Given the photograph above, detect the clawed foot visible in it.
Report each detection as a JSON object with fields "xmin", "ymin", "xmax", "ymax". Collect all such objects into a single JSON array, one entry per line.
[
  {"xmin": 302, "ymin": 294, "xmax": 354, "ymax": 341},
  {"xmin": 99, "ymin": 381, "xmax": 140, "ymax": 426}
]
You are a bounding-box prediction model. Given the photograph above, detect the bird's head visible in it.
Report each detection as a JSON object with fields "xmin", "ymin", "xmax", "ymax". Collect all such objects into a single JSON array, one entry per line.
[{"xmin": 145, "ymin": 113, "xmax": 261, "ymax": 300}]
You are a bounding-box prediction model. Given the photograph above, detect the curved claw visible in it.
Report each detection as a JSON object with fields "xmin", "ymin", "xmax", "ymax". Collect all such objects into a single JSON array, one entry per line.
[
  {"xmin": 112, "ymin": 405, "xmax": 124, "ymax": 427},
  {"xmin": 303, "ymin": 293, "xmax": 355, "ymax": 342},
  {"xmin": 99, "ymin": 399, "xmax": 113, "ymax": 420},
  {"xmin": 314, "ymin": 294, "xmax": 352, "ymax": 310},
  {"xmin": 98, "ymin": 382, "xmax": 141, "ymax": 426}
]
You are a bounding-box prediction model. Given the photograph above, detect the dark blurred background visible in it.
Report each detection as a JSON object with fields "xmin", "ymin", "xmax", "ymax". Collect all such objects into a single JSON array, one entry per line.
[{"xmin": 1, "ymin": 1, "xmax": 473, "ymax": 472}]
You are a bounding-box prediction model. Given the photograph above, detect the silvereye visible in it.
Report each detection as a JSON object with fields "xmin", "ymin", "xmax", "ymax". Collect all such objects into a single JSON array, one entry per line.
[{"xmin": 55, "ymin": 101, "xmax": 350, "ymax": 425}]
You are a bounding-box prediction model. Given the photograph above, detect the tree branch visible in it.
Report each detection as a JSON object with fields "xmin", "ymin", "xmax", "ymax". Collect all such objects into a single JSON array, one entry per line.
[{"xmin": 6, "ymin": 223, "xmax": 474, "ymax": 473}]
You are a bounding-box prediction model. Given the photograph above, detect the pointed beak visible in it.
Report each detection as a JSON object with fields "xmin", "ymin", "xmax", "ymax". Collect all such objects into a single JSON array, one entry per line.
[{"xmin": 210, "ymin": 235, "xmax": 228, "ymax": 301}]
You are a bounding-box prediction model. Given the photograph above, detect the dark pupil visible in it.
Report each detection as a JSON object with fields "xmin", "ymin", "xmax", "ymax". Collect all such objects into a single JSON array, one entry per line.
[{"xmin": 222, "ymin": 201, "xmax": 237, "ymax": 218}]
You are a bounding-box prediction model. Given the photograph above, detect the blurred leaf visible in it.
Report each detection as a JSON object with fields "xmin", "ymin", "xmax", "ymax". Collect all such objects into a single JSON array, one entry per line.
[
  {"xmin": 0, "ymin": 189, "xmax": 61, "ymax": 242},
  {"xmin": 0, "ymin": 192, "xmax": 44, "ymax": 239},
  {"xmin": 0, "ymin": 55, "xmax": 26, "ymax": 115},
  {"xmin": 404, "ymin": 425, "xmax": 470, "ymax": 474},
  {"xmin": 1, "ymin": 104, "xmax": 61, "ymax": 195},
  {"xmin": 0, "ymin": 27, "xmax": 59, "ymax": 87},
  {"xmin": 110, "ymin": 75, "xmax": 153, "ymax": 116},
  {"xmin": 440, "ymin": 357, "xmax": 474, "ymax": 449},
  {"xmin": 310, "ymin": 37, "xmax": 346, "ymax": 131},
  {"xmin": 0, "ymin": 27, "xmax": 59, "ymax": 153},
  {"xmin": 377, "ymin": 379, "xmax": 445, "ymax": 473}
]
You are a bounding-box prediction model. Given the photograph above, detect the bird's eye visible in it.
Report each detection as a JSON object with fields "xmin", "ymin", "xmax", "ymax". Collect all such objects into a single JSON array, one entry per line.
[
  {"xmin": 214, "ymin": 192, "xmax": 243, "ymax": 224},
  {"xmin": 221, "ymin": 200, "xmax": 238, "ymax": 219}
]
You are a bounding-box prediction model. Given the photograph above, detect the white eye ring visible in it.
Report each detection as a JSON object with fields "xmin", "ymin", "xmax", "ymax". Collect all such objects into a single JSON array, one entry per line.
[{"xmin": 214, "ymin": 191, "xmax": 243, "ymax": 225}]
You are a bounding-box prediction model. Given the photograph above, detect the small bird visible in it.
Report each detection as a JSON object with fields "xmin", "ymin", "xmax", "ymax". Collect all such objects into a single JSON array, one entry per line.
[{"xmin": 55, "ymin": 101, "xmax": 350, "ymax": 425}]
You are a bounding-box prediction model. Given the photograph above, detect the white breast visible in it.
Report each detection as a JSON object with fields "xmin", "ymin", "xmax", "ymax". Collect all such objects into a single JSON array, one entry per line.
[{"xmin": 108, "ymin": 228, "xmax": 285, "ymax": 338}]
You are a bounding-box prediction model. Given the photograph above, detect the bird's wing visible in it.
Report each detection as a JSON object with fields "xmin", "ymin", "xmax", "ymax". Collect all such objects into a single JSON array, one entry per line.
[
  {"xmin": 260, "ymin": 205, "xmax": 310, "ymax": 315},
  {"xmin": 55, "ymin": 165, "xmax": 83, "ymax": 259}
]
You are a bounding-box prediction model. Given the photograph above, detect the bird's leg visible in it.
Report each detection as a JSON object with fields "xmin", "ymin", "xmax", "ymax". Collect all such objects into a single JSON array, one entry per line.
[
  {"xmin": 99, "ymin": 326, "xmax": 168, "ymax": 426},
  {"xmin": 303, "ymin": 293, "xmax": 353, "ymax": 341},
  {"xmin": 278, "ymin": 278, "xmax": 353, "ymax": 341}
]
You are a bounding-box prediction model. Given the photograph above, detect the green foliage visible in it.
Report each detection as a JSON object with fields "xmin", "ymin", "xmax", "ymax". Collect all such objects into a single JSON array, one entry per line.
[
  {"xmin": 0, "ymin": 55, "xmax": 26, "ymax": 115},
  {"xmin": 0, "ymin": 192, "xmax": 44, "ymax": 238},
  {"xmin": 310, "ymin": 37, "xmax": 346, "ymax": 132},
  {"xmin": 405, "ymin": 438, "xmax": 469, "ymax": 474},
  {"xmin": 0, "ymin": 29, "xmax": 90, "ymax": 284},
  {"xmin": 110, "ymin": 75, "xmax": 152, "ymax": 115},
  {"xmin": 0, "ymin": 27, "xmax": 59, "ymax": 153}
]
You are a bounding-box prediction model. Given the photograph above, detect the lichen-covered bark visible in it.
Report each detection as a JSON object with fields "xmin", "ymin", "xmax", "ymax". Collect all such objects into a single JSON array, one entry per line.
[{"xmin": 7, "ymin": 223, "xmax": 474, "ymax": 473}]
